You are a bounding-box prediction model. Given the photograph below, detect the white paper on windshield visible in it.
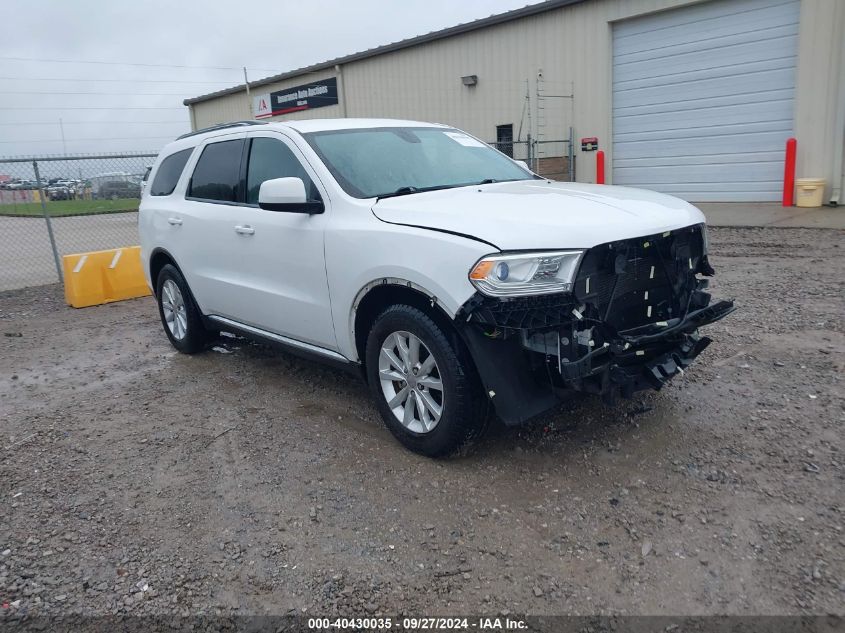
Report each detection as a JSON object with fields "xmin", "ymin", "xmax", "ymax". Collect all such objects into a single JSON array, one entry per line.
[{"xmin": 443, "ymin": 132, "xmax": 486, "ymax": 148}]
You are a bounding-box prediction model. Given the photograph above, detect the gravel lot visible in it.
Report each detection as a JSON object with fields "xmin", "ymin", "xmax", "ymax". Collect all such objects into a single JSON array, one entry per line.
[{"xmin": 0, "ymin": 226, "xmax": 843, "ymax": 620}]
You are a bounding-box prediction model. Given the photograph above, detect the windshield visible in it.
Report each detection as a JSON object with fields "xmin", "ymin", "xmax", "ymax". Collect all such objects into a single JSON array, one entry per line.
[{"xmin": 303, "ymin": 127, "xmax": 537, "ymax": 199}]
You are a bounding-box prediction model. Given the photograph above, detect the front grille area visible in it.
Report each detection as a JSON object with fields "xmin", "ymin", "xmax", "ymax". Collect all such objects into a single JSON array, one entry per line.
[
  {"xmin": 461, "ymin": 292, "xmax": 576, "ymax": 329},
  {"xmin": 573, "ymin": 224, "xmax": 707, "ymax": 332}
]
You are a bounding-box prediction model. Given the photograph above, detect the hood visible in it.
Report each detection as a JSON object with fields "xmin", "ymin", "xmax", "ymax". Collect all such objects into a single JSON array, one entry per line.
[{"xmin": 371, "ymin": 180, "xmax": 705, "ymax": 251}]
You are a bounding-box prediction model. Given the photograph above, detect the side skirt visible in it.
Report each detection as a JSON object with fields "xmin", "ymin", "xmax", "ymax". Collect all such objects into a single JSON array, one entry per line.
[{"xmin": 203, "ymin": 315, "xmax": 364, "ymax": 379}]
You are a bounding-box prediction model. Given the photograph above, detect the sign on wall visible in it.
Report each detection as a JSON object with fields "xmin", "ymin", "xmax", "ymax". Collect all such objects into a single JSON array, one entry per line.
[{"xmin": 253, "ymin": 77, "xmax": 339, "ymax": 119}]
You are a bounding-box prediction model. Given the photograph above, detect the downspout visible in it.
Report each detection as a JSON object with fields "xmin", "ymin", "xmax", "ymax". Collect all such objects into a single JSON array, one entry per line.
[
  {"xmin": 188, "ymin": 104, "xmax": 197, "ymax": 132},
  {"xmin": 830, "ymin": 26, "xmax": 845, "ymax": 205},
  {"xmin": 335, "ymin": 64, "xmax": 348, "ymax": 118}
]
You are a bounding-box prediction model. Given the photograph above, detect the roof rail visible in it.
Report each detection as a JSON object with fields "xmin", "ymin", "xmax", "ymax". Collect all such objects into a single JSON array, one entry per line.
[{"xmin": 176, "ymin": 120, "xmax": 266, "ymax": 140}]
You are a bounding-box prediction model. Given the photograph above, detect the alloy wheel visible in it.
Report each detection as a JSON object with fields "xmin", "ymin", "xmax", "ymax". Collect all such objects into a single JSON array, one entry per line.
[
  {"xmin": 161, "ymin": 279, "xmax": 188, "ymax": 341},
  {"xmin": 378, "ymin": 330, "xmax": 444, "ymax": 434}
]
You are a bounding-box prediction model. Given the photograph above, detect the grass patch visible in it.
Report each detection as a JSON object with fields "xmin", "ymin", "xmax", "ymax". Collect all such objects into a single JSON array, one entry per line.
[{"xmin": 0, "ymin": 198, "xmax": 139, "ymax": 217}]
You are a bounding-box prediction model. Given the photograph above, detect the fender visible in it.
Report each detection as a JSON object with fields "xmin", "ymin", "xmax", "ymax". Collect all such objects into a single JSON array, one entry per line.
[{"xmin": 349, "ymin": 277, "xmax": 451, "ymax": 359}]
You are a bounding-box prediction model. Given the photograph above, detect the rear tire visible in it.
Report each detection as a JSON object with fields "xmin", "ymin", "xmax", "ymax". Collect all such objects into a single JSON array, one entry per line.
[
  {"xmin": 365, "ymin": 304, "xmax": 488, "ymax": 457},
  {"xmin": 155, "ymin": 264, "xmax": 207, "ymax": 354}
]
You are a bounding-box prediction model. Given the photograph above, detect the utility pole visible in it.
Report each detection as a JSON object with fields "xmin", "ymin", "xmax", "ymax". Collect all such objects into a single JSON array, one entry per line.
[
  {"xmin": 59, "ymin": 118, "xmax": 67, "ymax": 155},
  {"xmin": 243, "ymin": 67, "xmax": 253, "ymax": 118}
]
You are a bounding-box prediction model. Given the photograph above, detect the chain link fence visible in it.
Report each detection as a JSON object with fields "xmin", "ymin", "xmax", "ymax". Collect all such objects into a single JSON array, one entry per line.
[
  {"xmin": 0, "ymin": 136, "xmax": 574, "ymax": 293},
  {"xmin": 488, "ymin": 128, "xmax": 575, "ymax": 182},
  {"xmin": 0, "ymin": 153, "xmax": 157, "ymax": 292}
]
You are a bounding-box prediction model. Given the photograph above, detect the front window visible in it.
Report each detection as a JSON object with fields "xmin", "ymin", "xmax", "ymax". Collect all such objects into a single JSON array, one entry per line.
[
  {"xmin": 245, "ymin": 137, "xmax": 321, "ymax": 205},
  {"xmin": 303, "ymin": 127, "xmax": 536, "ymax": 199}
]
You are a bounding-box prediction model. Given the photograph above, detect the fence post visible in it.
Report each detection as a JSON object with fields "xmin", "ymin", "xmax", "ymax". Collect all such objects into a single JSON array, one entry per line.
[
  {"xmin": 33, "ymin": 160, "xmax": 63, "ymax": 284},
  {"xmin": 527, "ymin": 133, "xmax": 533, "ymax": 172}
]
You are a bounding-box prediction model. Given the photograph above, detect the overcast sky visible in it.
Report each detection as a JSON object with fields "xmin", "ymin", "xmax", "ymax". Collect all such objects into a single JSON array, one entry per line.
[{"xmin": 0, "ymin": 0, "xmax": 541, "ymax": 157}]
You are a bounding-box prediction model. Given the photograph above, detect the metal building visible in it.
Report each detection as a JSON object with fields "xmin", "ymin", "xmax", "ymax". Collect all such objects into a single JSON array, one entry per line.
[{"xmin": 184, "ymin": 0, "xmax": 845, "ymax": 204}]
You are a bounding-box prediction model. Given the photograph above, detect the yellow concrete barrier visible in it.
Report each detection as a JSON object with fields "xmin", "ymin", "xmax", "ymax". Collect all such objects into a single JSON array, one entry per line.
[{"xmin": 62, "ymin": 246, "xmax": 151, "ymax": 308}]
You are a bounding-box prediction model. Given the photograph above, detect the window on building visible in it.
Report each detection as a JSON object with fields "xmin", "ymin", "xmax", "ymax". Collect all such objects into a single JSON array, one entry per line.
[
  {"xmin": 187, "ymin": 139, "xmax": 245, "ymax": 202},
  {"xmin": 496, "ymin": 124, "xmax": 514, "ymax": 158},
  {"xmin": 245, "ymin": 137, "xmax": 320, "ymax": 205},
  {"xmin": 150, "ymin": 148, "xmax": 193, "ymax": 196}
]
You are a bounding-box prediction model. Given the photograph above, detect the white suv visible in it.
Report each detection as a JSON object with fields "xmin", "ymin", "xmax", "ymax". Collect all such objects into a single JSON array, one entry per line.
[{"xmin": 139, "ymin": 119, "xmax": 734, "ymax": 456}]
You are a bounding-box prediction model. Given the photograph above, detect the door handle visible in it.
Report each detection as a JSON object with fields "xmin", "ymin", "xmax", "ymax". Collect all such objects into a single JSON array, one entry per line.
[
  {"xmin": 167, "ymin": 217, "xmax": 182, "ymax": 226},
  {"xmin": 234, "ymin": 225, "xmax": 255, "ymax": 235}
]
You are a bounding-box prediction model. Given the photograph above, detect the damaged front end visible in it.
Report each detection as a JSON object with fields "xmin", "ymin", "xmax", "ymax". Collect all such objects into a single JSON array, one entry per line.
[{"xmin": 456, "ymin": 224, "xmax": 735, "ymax": 425}]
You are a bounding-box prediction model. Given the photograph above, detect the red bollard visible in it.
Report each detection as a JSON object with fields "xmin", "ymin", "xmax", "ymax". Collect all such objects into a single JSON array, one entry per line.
[
  {"xmin": 783, "ymin": 137, "xmax": 797, "ymax": 206},
  {"xmin": 596, "ymin": 150, "xmax": 605, "ymax": 184}
]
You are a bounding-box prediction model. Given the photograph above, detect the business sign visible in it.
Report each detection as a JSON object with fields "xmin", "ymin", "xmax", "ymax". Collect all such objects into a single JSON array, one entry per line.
[{"xmin": 253, "ymin": 77, "xmax": 339, "ymax": 119}]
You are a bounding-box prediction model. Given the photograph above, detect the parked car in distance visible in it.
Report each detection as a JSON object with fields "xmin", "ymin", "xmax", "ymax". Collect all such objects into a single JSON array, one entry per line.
[
  {"xmin": 44, "ymin": 185, "xmax": 71, "ymax": 200},
  {"xmin": 44, "ymin": 180, "xmax": 76, "ymax": 200},
  {"xmin": 139, "ymin": 119, "xmax": 735, "ymax": 457},
  {"xmin": 99, "ymin": 180, "xmax": 141, "ymax": 200}
]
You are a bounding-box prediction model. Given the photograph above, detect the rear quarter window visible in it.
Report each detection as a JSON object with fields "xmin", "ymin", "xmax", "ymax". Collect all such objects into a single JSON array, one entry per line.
[{"xmin": 150, "ymin": 148, "xmax": 193, "ymax": 196}]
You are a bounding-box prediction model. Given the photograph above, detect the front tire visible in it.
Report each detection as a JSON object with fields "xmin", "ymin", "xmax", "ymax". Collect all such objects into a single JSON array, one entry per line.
[
  {"xmin": 365, "ymin": 305, "xmax": 488, "ymax": 457},
  {"xmin": 155, "ymin": 264, "xmax": 207, "ymax": 354}
]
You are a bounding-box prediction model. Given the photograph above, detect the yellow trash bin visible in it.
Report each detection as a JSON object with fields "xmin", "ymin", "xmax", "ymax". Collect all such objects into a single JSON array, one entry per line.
[{"xmin": 795, "ymin": 178, "xmax": 826, "ymax": 208}]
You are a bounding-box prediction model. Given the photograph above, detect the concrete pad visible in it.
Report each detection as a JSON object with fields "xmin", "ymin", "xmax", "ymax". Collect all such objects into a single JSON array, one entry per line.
[{"xmin": 696, "ymin": 202, "xmax": 845, "ymax": 229}]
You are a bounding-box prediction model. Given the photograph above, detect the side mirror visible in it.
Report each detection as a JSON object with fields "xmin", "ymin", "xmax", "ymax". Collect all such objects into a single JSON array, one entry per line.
[
  {"xmin": 258, "ymin": 177, "xmax": 324, "ymax": 214},
  {"xmin": 515, "ymin": 160, "xmax": 530, "ymax": 171}
]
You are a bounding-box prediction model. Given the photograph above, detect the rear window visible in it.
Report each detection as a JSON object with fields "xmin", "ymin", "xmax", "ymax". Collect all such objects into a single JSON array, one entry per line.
[
  {"xmin": 150, "ymin": 148, "xmax": 193, "ymax": 196},
  {"xmin": 188, "ymin": 139, "xmax": 245, "ymax": 202}
]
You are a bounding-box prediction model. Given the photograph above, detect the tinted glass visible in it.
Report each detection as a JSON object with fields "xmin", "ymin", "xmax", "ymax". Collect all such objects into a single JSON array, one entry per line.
[
  {"xmin": 150, "ymin": 148, "xmax": 192, "ymax": 196},
  {"xmin": 245, "ymin": 137, "xmax": 319, "ymax": 205},
  {"xmin": 303, "ymin": 127, "xmax": 534, "ymax": 198},
  {"xmin": 188, "ymin": 139, "xmax": 245, "ymax": 202}
]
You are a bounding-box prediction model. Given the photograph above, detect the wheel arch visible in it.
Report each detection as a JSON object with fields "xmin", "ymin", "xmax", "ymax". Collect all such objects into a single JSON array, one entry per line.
[
  {"xmin": 148, "ymin": 247, "xmax": 183, "ymax": 297},
  {"xmin": 351, "ymin": 279, "xmax": 462, "ymax": 373}
]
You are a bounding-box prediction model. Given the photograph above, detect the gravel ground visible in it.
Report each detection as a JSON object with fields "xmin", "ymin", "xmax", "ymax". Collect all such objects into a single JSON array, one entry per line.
[{"xmin": 0, "ymin": 226, "xmax": 843, "ymax": 621}]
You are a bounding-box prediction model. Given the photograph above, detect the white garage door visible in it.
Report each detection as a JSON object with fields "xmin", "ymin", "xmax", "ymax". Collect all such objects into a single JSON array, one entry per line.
[{"xmin": 612, "ymin": 0, "xmax": 799, "ymax": 202}]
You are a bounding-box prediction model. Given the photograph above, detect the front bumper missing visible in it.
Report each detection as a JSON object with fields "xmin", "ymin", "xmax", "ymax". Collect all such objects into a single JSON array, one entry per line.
[
  {"xmin": 558, "ymin": 300, "xmax": 734, "ymax": 393},
  {"xmin": 459, "ymin": 299, "xmax": 734, "ymax": 425},
  {"xmin": 455, "ymin": 225, "xmax": 736, "ymax": 426}
]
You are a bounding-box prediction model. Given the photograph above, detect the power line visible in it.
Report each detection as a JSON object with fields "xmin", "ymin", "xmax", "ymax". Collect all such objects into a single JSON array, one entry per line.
[
  {"xmin": 0, "ymin": 56, "xmax": 279, "ymax": 72},
  {"xmin": 0, "ymin": 106, "xmax": 185, "ymax": 110},
  {"xmin": 0, "ymin": 76, "xmax": 239, "ymax": 84},
  {"xmin": 0, "ymin": 136, "xmax": 177, "ymax": 143},
  {"xmin": 0, "ymin": 120, "xmax": 188, "ymax": 125},
  {"xmin": 2, "ymin": 91, "xmax": 198, "ymax": 96}
]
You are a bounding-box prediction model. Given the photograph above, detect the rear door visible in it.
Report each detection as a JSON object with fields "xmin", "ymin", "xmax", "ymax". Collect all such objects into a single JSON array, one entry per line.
[{"xmin": 177, "ymin": 133, "xmax": 248, "ymax": 317}]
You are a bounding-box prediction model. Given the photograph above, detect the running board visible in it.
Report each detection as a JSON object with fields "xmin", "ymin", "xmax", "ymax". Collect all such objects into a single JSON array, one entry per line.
[{"xmin": 207, "ymin": 315, "xmax": 350, "ymax": 364}]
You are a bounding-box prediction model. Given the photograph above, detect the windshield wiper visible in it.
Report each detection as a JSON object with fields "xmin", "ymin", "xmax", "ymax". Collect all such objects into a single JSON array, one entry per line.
[
  {"xmin": 375, "ymin": 184, "xmax": 456, "ymax": 200},
  {"xmin": 375, "ymin": 179, "xmax": 517, "ymax": 200}
]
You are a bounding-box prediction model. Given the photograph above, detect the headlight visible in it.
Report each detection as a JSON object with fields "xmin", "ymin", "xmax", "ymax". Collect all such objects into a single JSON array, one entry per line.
[{"xmin": 469, "ymin": 250, "xmax": 583, "ymax": 297}]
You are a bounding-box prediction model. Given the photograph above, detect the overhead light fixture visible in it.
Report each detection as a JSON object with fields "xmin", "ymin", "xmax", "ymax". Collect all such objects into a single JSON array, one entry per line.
[{"xmin": 461, "ymin": 75, "xmax": 478, "ymax": 86}]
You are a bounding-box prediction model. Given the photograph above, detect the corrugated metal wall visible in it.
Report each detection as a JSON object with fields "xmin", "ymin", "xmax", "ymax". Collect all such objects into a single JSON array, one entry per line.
[
  {"xmin": 189, "ymin": 0, "xmax": 844, "ymax": 200},
  {"xmin": 612, "ymin": 0, "xmax": 800, "ymax": 202}
]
